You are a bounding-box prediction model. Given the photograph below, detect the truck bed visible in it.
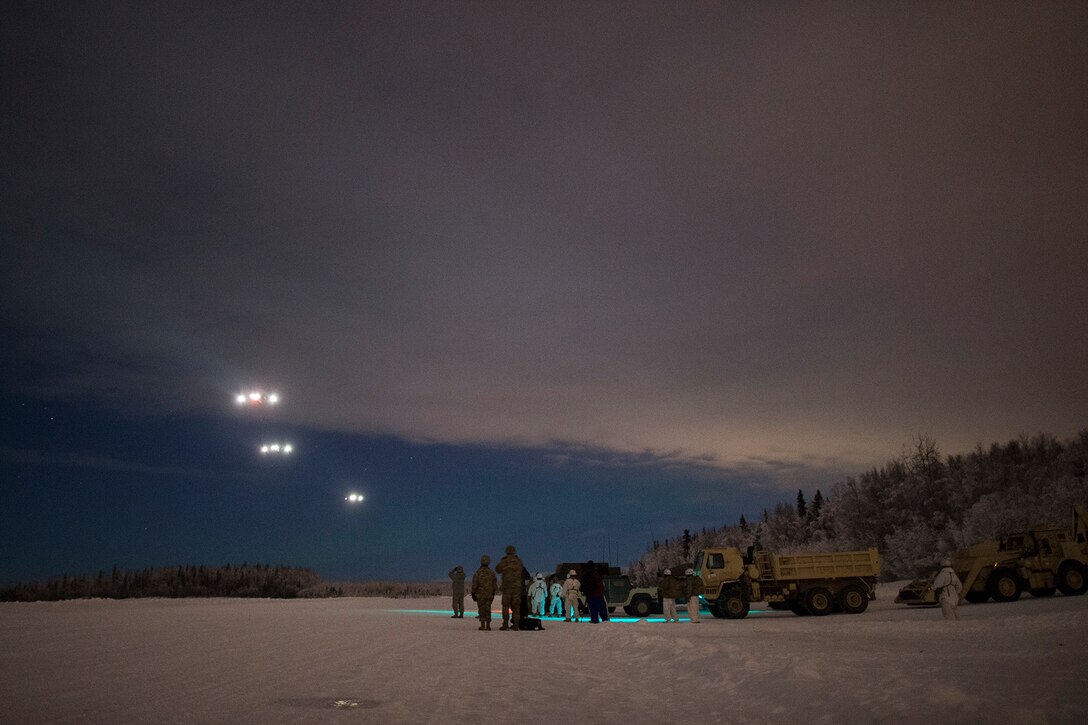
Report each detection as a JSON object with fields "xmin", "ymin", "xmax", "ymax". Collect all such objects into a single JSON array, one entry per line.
[{"xmin": 757, "ymin": 548, "xmax": 881, "ymax": 581}]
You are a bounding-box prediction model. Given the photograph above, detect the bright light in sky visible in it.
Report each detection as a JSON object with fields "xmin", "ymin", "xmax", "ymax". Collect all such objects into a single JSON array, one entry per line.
[
  {"xmin": 345, "ymin": 493, "xmax": 364, "ymax": 503},
  {"xmin": 236, "ymin": 390, "xmax": 280, "ymax": 406},
  {"xmin": 259, "ymin": 442, "xmax": 293, "ymax": 455}
]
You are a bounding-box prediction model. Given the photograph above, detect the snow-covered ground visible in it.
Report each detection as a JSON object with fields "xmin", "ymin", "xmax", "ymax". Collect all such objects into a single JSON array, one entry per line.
[{"xmin": 2, "ymin": 583, "xmax": 1085, "ymax": 724}]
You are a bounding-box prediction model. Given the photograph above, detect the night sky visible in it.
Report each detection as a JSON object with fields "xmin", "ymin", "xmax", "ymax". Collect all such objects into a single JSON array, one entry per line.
[{"xmin": 2, "ymin": 2, "xmax": 1086, "ymax": 584}]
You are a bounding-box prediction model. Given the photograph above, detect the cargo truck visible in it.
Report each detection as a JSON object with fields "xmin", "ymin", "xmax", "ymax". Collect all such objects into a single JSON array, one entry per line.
[{"xmin": 693, "ymin": 546, "xmax": 881, "ymax": 618}]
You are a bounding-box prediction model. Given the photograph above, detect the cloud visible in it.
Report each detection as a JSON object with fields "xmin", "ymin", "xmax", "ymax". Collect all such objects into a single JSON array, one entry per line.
[{"xmin": 2, "ymin": 2, "xmax": 1086, "ymax": 478}]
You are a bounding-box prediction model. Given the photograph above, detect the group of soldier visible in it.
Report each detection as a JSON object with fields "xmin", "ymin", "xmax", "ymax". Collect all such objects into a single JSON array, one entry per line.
[
  {"xmin": 656, "ymin": 567, "xmax": 704, "ymax": 623},
  {"xmin": 448, "ymin": 547, "xmax": 618, "ymax": 631},
  {"xmin": 448, "ymin": 550, "xmax": 709, "ymax": 630}
]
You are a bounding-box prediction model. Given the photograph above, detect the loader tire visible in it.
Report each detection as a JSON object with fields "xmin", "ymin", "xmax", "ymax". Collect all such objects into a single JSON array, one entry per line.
[
  {"xmin": 719, "ymin": 593, "xmax": 749, "ymax": 619},
  {"xmin": 987, "ymin": 569, "xmax": 1022, "ymax": 602},
  {"xmin": 838, "ymin": 585, "xmax": 869, "ymax": 614},
  {"xmin": 804, "ymin": 587, "xmax": 835, "ymax": 616},
  {"xmin": 1056, "ymin": 563, "xmax": 1088, "ymax": 596},
  {"xmin": 964, "ymin": 590, "xmax": 989, "ymax": 604},
  {"xmin": 1029, "ymin": 587, "xmax": 1056, "ymax": 598}
]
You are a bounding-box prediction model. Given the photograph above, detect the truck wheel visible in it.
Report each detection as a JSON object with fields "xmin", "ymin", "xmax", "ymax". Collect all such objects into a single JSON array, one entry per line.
[
  {"xmin": 629, "ymin": 596, "xmax": 653, "ymax": 617},
  {"xmin": 804, "ymin": 587, "xmax": 835, "ymax": 616},
  {"xmin": 987, "ymin": 569, "xmax": 1022, "ymax": 602},
  {"xmin": 1056, "ymin": 563, "xmax": 1088, "ymax": 596},
  {"xmin": 838, "ymin": 585, "xmax": 869, "ymax": 614},
  {"xmin": 789, "ymin": 600, "xmax": 809, "ymax": 616},
  {"xmin": 623, "ymin": 605, "xmax": 635, "ymax": 616},
  {"xmin": 707, "ymin": 603, "xmax": 725, "ymax": 618},
  {"xmin": 719, "ymin": 593, "xmax": 749, "ymax": 619},
  {"xmin": 1029, "ymin": 587, "xmax": 1056, "ymax": 598},
  {"xmin": 964, "ymin": 590, "xmax": 990, "ymax": 604}
]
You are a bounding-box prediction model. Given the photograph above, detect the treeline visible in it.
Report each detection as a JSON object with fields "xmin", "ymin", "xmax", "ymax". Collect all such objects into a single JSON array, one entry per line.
[
  {"xmin": 0, "ymin": 563, "xmax": 324, "ymax": 602},
  {"xmin": 630, "ymin": 430, "xmax": 1088, "ymax": 583}
]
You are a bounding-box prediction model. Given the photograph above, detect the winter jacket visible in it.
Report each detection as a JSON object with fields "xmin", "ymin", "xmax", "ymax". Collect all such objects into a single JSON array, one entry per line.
[
  {"xmin": 658, "ymin": 574, "xmax": 680, "ymax": 599},
  {"xmin": 528, "ymin": 578, "xmax": 547, "ymax": 601},
  {"xmin": 582, "ymin": 567, "xmax": 605, "ymax": 598},
  {"xmin": 562, "ymin": 577, "xmax": 581, "ymax": 599},
  {"xmin": 471, "ymin": 565, "xmax": 497, "ymax": 600},
  {"xmin": 448, "ymin": 567, "xmax": 465, "ymax": 596},
  {"xmin": 931, "ymin": 566, "xmax": 963, "ymax": 603},
  {"xmin": 689, "ymin": 575, "xmax": 705, "ymax": 598},
  {"xmin": 496, "ymin": 554, "xmax": 525, "ymax": 593}
]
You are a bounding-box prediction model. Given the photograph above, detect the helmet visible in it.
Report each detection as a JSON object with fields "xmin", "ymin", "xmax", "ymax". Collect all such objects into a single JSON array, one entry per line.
[
  {"xmin": 505, "ymin": 545, "xmax": 516, "ymax": 554},
  {"xmin": 535, "ymin": 573, "xmax": 543, "ymax": 580},
  {"xmin": 685, "ymin": 568, "xmax": 694, "ymax": 576},
  {"xmin": 940, "ymin": 558, "xmax": 952, "ymax": 567},
  {"xmin": 481, "ymin": 555, "xmax": 490, "ymax": 565},
  {"xmin": 568, "ymin": 569, "xmax": 576, "ymax": 577},
  {"xmin": 664, "ymin": 568, "xmax": 671, "ymax": 575}
]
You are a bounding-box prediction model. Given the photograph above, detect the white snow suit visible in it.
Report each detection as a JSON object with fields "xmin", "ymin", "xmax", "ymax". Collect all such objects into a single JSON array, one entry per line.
[
  {"xmin": 931, "ymin": 565, "xmax": 963, "ymax": 620},
  {"xmin": 548, "ymin": 582, "xmax": 564, "ymax": 616},
  {"xmin": 528, "ymin": 577, "xmax": 547, "ymax": 616},
  {"xmin": 562, "ymin": 576, "xmax": 581, "ymax": 621}
]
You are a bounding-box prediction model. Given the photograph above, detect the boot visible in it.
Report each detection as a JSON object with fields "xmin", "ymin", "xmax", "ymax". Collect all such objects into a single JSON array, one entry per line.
[
  {"xmin": 485, "ymin": 621, "xmax": 491, "ymax": 630},
  {"xmin": 479, "ymin": 622, "xmax": 486, "ymax": 630}
]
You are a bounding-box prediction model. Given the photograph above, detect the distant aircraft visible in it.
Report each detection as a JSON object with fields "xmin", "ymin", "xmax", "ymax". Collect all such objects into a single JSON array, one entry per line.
[
  {"xmin": 235, "ymin": 390, "xmax": 280, "ymax": 406},
  {"xmin": 345, "ymin": 493, "xmax": 365, "ymax": 503},
  {"xmin": 259, "ymin": 443, "xmax": 293, "ymax": 455}
]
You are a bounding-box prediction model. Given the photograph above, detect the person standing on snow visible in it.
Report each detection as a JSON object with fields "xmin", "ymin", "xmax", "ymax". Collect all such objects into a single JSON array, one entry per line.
[
  {"xmin": 685, "ymin": 568, "xmax": 703, "ymax": 623},
  {"xmin": 548, "ymin": 579, "xmax": 564, "ymax": 616},
  {"xmin": 470, "ymin": 555, "xmax": 497, "ymax": 631},
  {"xmin": 495, "ymin": 545, "xmax": 525, "ymax": 630},
  {"xmin": 931, "ymin": 558, "xmax": 963, "ymax": 620},
  {"xmin": 448, "ymin": 565, "xmax": 466, "ymax": 618},
  {"xmin": 583, "ymin": 561, "xmax": 610, "ymax": 623},
  {"xmin": 562, "ymin": 570, "xmax": 581, "ymax": 622},
  {"xmin": 659, "ymin": 568, "xmax": 680, "ymax": 622},
  {"xmin": 528, "ymin": 573, "xmax": 547, "ymax": 617}
]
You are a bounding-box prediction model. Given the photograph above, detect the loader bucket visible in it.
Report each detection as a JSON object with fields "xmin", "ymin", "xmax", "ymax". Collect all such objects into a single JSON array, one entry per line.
[{"xmin": 895, "ymin": 579, "xmax": 937, "ymax": 605}]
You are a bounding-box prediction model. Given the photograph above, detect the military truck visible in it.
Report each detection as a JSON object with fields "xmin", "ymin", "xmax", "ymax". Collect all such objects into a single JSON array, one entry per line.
[
  {"xmin": 693, "ymin": 546, "xmax": 881, "ymax": 618},
  {"xmin": 895, "ymin": 503, "xmax": 1088, "ymax": 606},
  {"xmin": 551, "ymin": 562, "xmax": 661, "ymax": 616}
]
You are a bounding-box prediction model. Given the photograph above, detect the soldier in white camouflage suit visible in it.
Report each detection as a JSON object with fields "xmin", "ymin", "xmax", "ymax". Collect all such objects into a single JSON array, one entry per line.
[{"xmin": 528, "ymin": 573, "xmax": 547, "ymax": 616}]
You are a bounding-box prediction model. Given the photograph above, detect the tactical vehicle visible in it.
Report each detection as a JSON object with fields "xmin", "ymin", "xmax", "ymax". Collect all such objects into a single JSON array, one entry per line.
[
  {"xmin": 551, "ymin": 562, "xmax": 661, "ymax": 616},
  {"xmin": 693, "ymin": 546, "xmax": 881, "ymax": 618},
  {"xmin": 896, "ymin": 503, "xmax": 1088, "ymax": 606}
]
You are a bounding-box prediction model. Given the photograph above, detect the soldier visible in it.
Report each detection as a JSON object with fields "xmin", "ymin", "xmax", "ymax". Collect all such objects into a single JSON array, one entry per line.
[
  {"xmin": 470, "ymin": 555, "xmax": 497, "ymax": 631},
  {"xmin": 548, "ymin": 578, "xmax": 564, "ymax": 617},
  {"xmin": 562, "ymin": 569, "xmax": 581, "ymax": 622},
  {"xmin": 528, "ymin": 573, "xmax": 547, "ymax": 617},
  {"xmin": 448, "ymin": 565, "xmax": 466, "ymax": 618},
  {"xmin": 685, "ymin": 568, "xmax": 703, "ymax": 623},
  {"xmin": 495, "ymin": 545, "xmax": 525, "ymax": 631},
  {"xmin": 659, "ymin": 568, "xmax": 680, "ymax": 622},
  {"xmin": 931, "ymin": 558, "xmax": 963, "ymax": 620}
]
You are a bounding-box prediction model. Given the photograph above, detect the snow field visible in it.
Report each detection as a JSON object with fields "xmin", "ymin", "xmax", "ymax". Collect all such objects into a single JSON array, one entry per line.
[{"xmin": 1, "ymin": 583, "xmax": 1085, "ymax": 724}]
